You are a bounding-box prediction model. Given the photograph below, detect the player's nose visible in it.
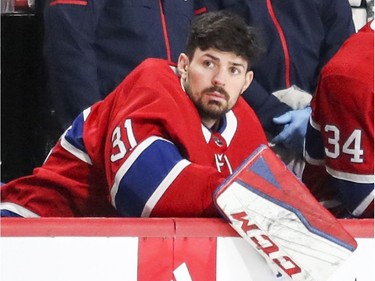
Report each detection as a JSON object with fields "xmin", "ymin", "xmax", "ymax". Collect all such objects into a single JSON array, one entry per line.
[{"xmin": 212, "ymin": 68, "xmax": 226, "ymax": 87}]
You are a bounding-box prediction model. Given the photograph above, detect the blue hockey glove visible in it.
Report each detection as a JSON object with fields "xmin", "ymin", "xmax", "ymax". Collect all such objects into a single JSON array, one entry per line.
[{"xmin": 271, "ymin": 106, "xmax": 311, "ymax": 153}]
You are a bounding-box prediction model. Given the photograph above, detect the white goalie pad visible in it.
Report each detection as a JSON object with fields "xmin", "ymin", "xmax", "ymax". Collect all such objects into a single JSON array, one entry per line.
[{"xmin": 214, "ymin": 145, "xmax": 357, "ymax": 281}]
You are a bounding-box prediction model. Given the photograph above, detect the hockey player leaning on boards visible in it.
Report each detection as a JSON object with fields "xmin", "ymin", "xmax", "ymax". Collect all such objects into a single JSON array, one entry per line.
[{"xmin": 0, "ymin": 11, "xmax": 268, "ymax": 217}]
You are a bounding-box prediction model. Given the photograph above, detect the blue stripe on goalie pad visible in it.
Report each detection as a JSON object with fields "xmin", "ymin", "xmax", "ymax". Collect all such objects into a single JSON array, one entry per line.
[{"xmin": 249, "ymin": 156, "xmax": 281, "ymax": 189}]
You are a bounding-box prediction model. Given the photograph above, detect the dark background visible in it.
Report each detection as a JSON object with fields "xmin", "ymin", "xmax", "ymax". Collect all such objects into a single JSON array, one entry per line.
[{"xmin": 1, "ymin": 3, "xmax": 51, "ymax": 183}]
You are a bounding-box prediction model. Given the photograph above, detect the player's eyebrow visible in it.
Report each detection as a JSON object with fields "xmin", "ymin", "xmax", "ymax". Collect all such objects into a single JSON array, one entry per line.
[
  {"xmin": 203, "ymin": 53, "xmax": 247, "ymax": 71},
  {"xmin": 230, "ymin": 62, "xmax": 247, "ymax": 71}
]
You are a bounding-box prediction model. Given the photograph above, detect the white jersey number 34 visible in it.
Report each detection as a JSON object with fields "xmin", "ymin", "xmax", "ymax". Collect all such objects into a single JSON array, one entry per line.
[{"xmin": 325, "ymin": 125, "xmax": 364, "ymax": 163}]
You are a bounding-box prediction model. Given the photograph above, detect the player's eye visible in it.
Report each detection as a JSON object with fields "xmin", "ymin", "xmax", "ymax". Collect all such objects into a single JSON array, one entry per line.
[
  {"xmin": 203, "ymin": 60, "xmax": 215, "ymax": 68},
  {"xmin": 229, "ymin": 67, "xmax": 241, "ymax": 75}
]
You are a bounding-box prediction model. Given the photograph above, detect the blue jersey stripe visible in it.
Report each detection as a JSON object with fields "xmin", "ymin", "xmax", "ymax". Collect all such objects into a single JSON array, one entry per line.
[
  {"xmin": 331, "ymin": 177, "xmax": 374, "ymax": 213},
  {"xmin": 64, "ymin": 113, "xmax": 86, "ymax": 153},
  {"xmin": 60, "ymin": 112, "xmax": 93, "ymax": 164},
  {"xmin": 305, "ymin": 121, "xmax": 325, "ymax": 163},
  {"xmin": 0, "ymin": 209, "xmax": 22, "ymax": 217},
  {"xmin": 114, "ymin": 137, "xmax": 186, "ymax": 216}
]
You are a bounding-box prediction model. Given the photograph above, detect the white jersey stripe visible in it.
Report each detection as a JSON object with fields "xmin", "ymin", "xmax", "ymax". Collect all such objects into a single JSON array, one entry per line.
[
  {"xmin": 60, "ymin": 128, "xmax": 93, "ymax": 165},
  {"xmin": 221, "ymin": 110, "xmax": 237, "ymax": 147},
  {"xmin": 326, "ymin": 166, "xmax": 374, "ymax": 183},
  {"xmin": 141, "ymin": 159, "xmax": 191, "ymax": 217},
  {"xmin": 352, "ymin": 190, "xmax": 374, "ymax": 217},
  {"xmin": 304, "ymin": 151, "xmax": 325, "ymax": 166},
  {"xmin": 309, "ymin": 116, "xmax": 321, "ymax": 131},
  {"xmin": 110, "ymin": 136, "xmax": 173, "ymax": 208},
  {"xmin": 0, "ymin": 202, "xmax": 40, "ymax": 217}
]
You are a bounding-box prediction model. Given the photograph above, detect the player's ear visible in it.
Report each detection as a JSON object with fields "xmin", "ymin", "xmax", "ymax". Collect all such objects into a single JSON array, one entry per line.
[
  {"xmin": 177, "ymin": 53, "xmax": 189, "ymax": 78},
  {"xmin": 240, "ymin": 70, "xmax": 254, "ymax": 95}
]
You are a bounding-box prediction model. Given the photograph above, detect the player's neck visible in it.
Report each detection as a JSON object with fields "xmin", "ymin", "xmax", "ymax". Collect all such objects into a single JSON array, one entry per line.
[{"xmin": 202, "ymin": 118, "xmax": 221, "ymax": 132}]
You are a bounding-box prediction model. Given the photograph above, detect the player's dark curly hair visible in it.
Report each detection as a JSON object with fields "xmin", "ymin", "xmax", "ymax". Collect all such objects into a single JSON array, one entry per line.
[{"xmin": 185, "ymin": 11, "xmax": 262, "ymax": 70}]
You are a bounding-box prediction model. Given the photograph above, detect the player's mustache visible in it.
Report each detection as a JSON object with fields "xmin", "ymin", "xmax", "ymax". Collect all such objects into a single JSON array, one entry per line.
[{"xmin": 202, "ymin": 86, "xmax": 229, "ymax": 100}]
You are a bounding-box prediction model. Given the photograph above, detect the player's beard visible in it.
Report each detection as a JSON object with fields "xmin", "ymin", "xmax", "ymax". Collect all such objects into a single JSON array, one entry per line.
[{"xmin": 186, "ymin": 85, "xmax": 230, "ymax": 120}]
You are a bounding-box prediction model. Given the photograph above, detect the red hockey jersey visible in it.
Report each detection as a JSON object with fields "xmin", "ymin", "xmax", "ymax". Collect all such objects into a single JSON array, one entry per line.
[
  {"xmin": 1, "ymin": 58, "xmax": 267, "ymax": 217},
  {"xmin": 304, "ymin": 22, "xmax": 374, "ymax": 217}
]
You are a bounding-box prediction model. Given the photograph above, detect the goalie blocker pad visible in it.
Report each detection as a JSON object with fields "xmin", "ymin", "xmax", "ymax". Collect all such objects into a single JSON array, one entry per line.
[{"xmin": 214, "ymin": 145, "xmax": 357, "ymax": 281}]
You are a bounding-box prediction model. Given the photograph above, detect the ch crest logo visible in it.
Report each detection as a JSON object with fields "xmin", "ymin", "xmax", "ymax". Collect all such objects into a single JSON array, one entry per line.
[{"xmin": 215, "ymin": 154, "xmax": 233, "ymax": 174}]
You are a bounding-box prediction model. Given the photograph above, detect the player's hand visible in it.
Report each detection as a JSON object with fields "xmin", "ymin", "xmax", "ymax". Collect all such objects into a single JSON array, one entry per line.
[{"xmin": 271, "ymin": 107, "xmax": 311, "ymax": 153}]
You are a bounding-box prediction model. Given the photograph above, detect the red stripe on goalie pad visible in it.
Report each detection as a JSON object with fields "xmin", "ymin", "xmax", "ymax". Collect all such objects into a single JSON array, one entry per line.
[{"xmin": 214, "ymin": 145, "xmax": 357, "ymax": 281}]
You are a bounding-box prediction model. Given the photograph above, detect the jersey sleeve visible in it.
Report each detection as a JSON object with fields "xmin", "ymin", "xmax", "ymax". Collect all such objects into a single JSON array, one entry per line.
[
  {"xmin": 109, "ymin": 135, "xmax": 224, "ymax": 217},
  {"xmin": 312, "ymin": 74, "xmax": 374, "ymax": 181},
  {"xmin": 304, "ymin": 115, "xmax": 325, "ymax": 166},
  {"xmin": 0, "ymin": 209, "xmax": 22, "ymax": 217},
  {"xmin": 0, "ymin": 107, "xmax": 118, "ymax": 217}
]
